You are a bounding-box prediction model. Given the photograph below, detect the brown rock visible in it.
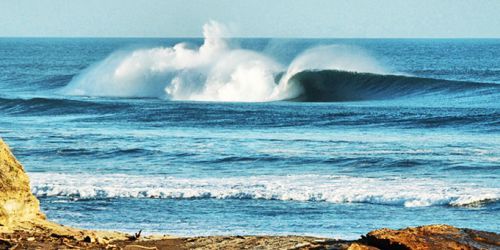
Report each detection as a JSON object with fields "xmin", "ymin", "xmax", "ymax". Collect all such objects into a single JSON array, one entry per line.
[
  {"xmin": 0, "ymin": 138, "xmax": 45, "ymax": 227},
  {"xmin": 97, "ymin": 236, "xmax": 109, "ymax": 245},
  {"xmin": 348, "ymin": 243, "xmax": 380, "ymax": 250},
  {"xmin": 362, "ymin": 224, "xmax": 500, "ymax": 250}
]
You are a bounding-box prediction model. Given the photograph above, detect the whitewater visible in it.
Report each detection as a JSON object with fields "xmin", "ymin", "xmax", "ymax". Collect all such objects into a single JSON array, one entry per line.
[
  {"xmin": 1, "ymin": 22, "xmax": 499, "ymax": 238},
  {"xmin": 30, "ymin": 173, "xmax": 498, "ymax": 208},
  {"xmin": 63, "ymin": 21, "xmax": 388, "ymax": 102}
]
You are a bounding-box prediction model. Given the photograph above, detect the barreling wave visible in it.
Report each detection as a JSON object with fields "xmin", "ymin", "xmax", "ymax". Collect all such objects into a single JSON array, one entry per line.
[
  {"xmin": 30, "ymin": 173, "xmax": 499, "ymax": 208},
  {"xmin": 286, "ymin": 70, "xmax": 500, "ymax": 102}
]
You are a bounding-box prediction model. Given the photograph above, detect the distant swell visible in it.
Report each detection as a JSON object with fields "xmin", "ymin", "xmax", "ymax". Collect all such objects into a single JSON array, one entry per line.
[
  {"xmin": 0, "ymin": 97, "xmax": 127, "ymax": 115},
  {"xmin": 286, "ymin": 70, "xmax": 500, "ymax": 102},
  {"xmin": 30, "ymin": 173, "xmax": 499, "ymax": 208}
]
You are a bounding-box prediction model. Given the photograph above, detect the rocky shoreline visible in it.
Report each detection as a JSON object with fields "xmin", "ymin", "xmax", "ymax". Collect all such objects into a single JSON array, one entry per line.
[
  {"xmin": 1, "ymin": 138, "xmax": 499, "ymax": 249},
  {"xmin": 2, "ymin": 225, "xmax": 499, "ymax": 249}
]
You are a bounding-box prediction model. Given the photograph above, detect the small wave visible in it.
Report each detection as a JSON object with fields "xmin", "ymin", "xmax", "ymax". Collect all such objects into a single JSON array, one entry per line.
[
  {"xmin": 203, "ymin": 155, "xmax": 282, "ymax": 163},
  {"xmin": 30, "ymin": 173, "xmax": 499, "ymax": 208},
  {"xmin": 54, "ymin": 147, "xmax": 159, "ymax": 158},
  {"xmin": 0, "ymin": 96, "xmax": 127, "ymax": 115}
]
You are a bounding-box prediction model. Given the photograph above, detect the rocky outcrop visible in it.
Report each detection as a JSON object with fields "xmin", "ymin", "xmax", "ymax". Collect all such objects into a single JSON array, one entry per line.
[
  {"xmin": 0, "ymin": 137, "xmax": 127, "ymax": 247},
  {"xmin": 362, "ymin": 224, "xmax": 500, "ymax": 250},
  {"xmin": 0, "ymin": 138, "xmax": 45, "ymax": 227}
]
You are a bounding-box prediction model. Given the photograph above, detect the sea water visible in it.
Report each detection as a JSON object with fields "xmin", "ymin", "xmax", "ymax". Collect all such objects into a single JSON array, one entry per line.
[{"xmin": 0, "ymin": 25, "xmax": 499, "ymax": 239}]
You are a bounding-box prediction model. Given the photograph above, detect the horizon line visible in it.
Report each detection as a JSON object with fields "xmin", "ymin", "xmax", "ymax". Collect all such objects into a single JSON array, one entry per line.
[{"xmin": 1, "ymin": 36, "xmax": 500, "ymax": 40}]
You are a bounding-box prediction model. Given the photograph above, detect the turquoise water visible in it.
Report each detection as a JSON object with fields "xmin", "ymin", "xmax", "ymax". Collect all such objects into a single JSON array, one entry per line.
[{"xmin": 0, "ymin": 37, "xmax": 499, "ymax": 238}]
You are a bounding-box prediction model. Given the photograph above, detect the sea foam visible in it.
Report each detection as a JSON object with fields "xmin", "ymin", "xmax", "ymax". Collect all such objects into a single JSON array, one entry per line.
[{"xmin": 30, "ymin": 173, "xmax": 498, "ymax": 208}]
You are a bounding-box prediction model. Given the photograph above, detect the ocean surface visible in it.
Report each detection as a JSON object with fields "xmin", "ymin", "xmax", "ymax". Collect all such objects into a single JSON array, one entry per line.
[{"xmin": 0, "ymin": 33, "xmax": 499, "ymax": 238}]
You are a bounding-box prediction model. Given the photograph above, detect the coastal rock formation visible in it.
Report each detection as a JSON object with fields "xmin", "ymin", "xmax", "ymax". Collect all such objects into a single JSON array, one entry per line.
[
  {"xmin": 0, "ymin": 138, "xmax": 45, "ymax": 227},
  {"xmin": 363, "ymin": 224, "xmax": 500, "ymax": 250},
  {"xmin": 347, "ymin": 243, "xmax": 380, "ymax": 250}
]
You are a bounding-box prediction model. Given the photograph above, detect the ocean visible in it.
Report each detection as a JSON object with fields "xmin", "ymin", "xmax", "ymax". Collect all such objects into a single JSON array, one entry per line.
[{"xmin": 0, "ymin": 32, "xmax": 499, "ymax": 238}]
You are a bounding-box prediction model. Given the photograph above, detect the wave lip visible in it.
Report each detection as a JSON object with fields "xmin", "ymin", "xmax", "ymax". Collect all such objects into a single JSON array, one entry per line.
[{"xmin": 30, "ymin": 173, "xmax": 499, "ymax": 208}]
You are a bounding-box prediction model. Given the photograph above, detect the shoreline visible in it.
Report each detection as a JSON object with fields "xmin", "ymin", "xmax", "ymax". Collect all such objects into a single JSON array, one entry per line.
[
  {"xmin": 1, "ymin": 138, "xmax": 499, "ymax": 249},
  {"xmin": 2, "ymin": 222, "xmax": 499, "ymax": 250}
]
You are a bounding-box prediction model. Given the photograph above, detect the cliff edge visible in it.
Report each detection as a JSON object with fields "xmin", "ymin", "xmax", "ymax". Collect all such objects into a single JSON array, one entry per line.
[
  {"xmin": 0, "ymin": 138, "xmax": 45, "ymax": 228},
  {"xmin": 0, "ymin": 138, "xmax": 127, "ymax": 248}
]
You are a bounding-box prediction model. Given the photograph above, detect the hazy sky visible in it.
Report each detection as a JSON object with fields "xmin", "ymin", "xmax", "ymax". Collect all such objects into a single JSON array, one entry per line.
[{"xmin": 1, "ymin": 0, "xmax": 499, "ymax": 38}]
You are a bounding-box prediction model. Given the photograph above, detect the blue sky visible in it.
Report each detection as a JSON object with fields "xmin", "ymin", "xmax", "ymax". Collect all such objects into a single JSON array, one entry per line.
[{"xmin": 1, "ymin": 0, "xmax": 499, "ymax": 38}]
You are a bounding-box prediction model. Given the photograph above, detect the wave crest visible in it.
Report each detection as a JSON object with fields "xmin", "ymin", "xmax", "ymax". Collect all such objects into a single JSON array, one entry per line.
[{"xmin": 30, "ymin": 173, "xmax": 499, "ymax": 208}]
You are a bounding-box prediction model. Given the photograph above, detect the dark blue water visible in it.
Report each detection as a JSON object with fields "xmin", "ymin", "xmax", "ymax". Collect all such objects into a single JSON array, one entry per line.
[{"xmin": 0, "ymin": 37, "xmax": 499, "ymax": 238}]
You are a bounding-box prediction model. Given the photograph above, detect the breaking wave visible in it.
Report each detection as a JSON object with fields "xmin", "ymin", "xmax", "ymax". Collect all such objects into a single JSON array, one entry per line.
[
  {"xmin": 62, "ymin": 21, "xmax": 385, "ymax": 102},
  {"xmin": 62, "ymin": 21, "xmax": 499, "ymax": 103},
  {"xmin": 30, "ymin": 173, "xmax": 499, "ymax": 208}
]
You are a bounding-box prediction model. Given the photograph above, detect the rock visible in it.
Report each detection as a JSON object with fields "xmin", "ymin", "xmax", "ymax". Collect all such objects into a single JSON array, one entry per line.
[
  {"xmin": 362, "ymin": 224, "xmax": 500, "ymax": 250},
  {"xmin": 0, "ymin": 138, "xmax": 45, "ymax": 227},
  {"xmin": 97, "ymin": 236, "xmax": 109, "ymax": 245},
  {"xmin": 124, "ymin": 245, "xmax": 158, "ymax": 250},
  {"xmin": 0, "ymin": 238, "xmax": 13, "ymax": 249},
  {"xmin": 348, "ymin": 243, "xmax": 380, "ymax": 250},
  {"xmin": 83, "ymin": 235, "xmax": 95, "ymax": 243},
  {"xmin": 290, "ymin": 242, "xmax": 311, "ymax": 249}
]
